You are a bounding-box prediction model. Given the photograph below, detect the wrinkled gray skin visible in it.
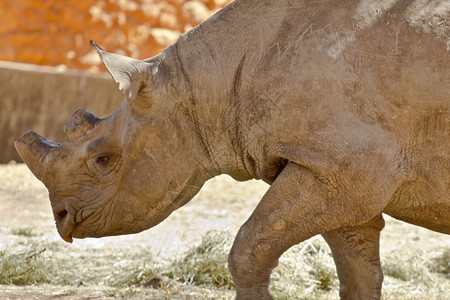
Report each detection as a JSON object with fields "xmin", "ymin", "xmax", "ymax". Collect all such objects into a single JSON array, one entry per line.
[{"xmin": 15, "ymin": 0, "xmax": 449, "ymax": 299}]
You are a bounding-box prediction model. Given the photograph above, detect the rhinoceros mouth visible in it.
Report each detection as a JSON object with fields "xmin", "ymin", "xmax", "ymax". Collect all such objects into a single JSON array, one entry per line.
[
  {"xmin": 52, "ymin": 203, "xmax": 78, "ymax": 243},
  {"xmin": 54, "ymin": 202, "xmax": 107, "ymax": 242}
]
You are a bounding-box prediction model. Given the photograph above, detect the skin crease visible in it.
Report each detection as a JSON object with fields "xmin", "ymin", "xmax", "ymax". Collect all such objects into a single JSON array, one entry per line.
[{"xmin": 14, "ymin": 1, "xmax": 449, "ymax": 299}]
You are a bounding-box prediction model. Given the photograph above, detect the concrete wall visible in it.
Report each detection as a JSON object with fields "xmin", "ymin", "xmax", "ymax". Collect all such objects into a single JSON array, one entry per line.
[{"xmin": 0, "ymin": 61, "xmax": 123, "ymax": 163}]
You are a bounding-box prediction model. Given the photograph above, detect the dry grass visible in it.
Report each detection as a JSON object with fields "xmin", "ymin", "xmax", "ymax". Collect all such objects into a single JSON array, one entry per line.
[
  {"xmin": 1, "ymin": 228, "xmax": 448, "ymax": 299},
  {"xmin": 381, "ymin": 247, "xmax": 450, "ymax": 299},
  {"xmin": 162, "ymin": 230, "xmax": 234, "ymax": 289},
  {"xmin": 1, "ymin": 242, "xmax": 52, "ymax": 285}
]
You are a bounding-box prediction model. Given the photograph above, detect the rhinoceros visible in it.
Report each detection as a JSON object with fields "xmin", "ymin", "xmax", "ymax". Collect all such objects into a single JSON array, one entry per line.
[{"xmin": 14, "ymin": 0, "xmax": 449, "ymax": 299}]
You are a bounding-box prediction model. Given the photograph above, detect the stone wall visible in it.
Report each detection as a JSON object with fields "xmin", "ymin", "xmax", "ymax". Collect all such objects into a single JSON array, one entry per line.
[
  {"xmin": 0, "ymin": 61, "xmax": 123, "ymax": 163},
  {"xmin": 0, "ymin": 0, "xmax": 231, "ymax": 70}
]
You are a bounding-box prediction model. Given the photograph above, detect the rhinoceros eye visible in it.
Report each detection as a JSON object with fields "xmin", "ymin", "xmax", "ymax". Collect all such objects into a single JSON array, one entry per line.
[{"xmin": 96, "ymin": 156, "xmax": 110, "ymax": 165}]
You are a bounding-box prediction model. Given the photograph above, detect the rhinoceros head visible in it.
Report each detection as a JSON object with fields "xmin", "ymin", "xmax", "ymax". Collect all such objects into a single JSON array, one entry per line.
[{"xmin": 14, "ymin": 41, "xmax": 212, "ymax": 243}]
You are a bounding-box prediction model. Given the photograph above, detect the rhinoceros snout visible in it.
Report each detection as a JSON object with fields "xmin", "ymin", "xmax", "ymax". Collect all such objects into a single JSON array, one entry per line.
[
  {"xmin": 54, "ymin": 208, "xmax": 75, "ymax": 243},
  {"xmin": 50, "ymin": 198, "xmax": 79, "ymax": 243},
  {"xmin": 14, "ymin": 130, "xmax": 61, "ymax": 180},
  {"xmin": 64, "ymin": 108, "xmax": 99, "ymax": 141}
]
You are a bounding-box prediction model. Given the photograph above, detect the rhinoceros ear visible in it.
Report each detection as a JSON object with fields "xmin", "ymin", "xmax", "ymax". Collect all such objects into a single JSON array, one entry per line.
[{"xmin": 90, "ymin": 40, "xmax": 154, "ymax": 101}]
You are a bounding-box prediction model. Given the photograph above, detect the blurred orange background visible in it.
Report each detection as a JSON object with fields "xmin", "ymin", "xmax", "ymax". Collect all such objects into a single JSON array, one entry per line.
[{"xmin": 0, "ymin": 0, "xmax": 232, "ymax": 71}]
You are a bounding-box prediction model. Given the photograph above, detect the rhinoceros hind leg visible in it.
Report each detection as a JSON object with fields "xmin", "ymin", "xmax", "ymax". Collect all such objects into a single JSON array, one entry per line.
[
  {"xmin": 322, "ymin": 214, "xmax": 385, "ymax": 300},
  {"xmin": 228, "ymin": 162, "xmax": 385, "ymax": 300}
]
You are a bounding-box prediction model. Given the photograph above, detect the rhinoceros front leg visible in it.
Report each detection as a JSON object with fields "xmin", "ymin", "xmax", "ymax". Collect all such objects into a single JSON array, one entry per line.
[
  {"xmin": 228, "ymin": 162, "xmax": 385, "ymax": 300},
  {"xmin": 322, "ymin": 215, "xmax": 385, "ymax": 300}
]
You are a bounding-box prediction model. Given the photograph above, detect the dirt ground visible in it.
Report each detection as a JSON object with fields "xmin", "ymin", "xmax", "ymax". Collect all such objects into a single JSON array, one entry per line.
[{"xmin": 0, "ymin": 163, "xmax": 449, "ymax": 299}]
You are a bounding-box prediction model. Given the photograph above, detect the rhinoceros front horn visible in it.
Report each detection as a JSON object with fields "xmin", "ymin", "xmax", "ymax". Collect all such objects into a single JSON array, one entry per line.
[
  {"xmin": 14, "ymin": 131, "xmax": 60, "ymax": 181},
  {"xmin": 64, "ymin": 108, "xmax": 99, "ymax": 141}
]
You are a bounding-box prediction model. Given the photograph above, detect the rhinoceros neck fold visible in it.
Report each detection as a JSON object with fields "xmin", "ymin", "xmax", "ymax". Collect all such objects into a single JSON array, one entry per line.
[
  {"xmin": 168, "ymin": 43, "xmax": 259, "ymax": 181},
  {"xmin": 167, "ymin": 1, "xmax": 296, "ymax": 181}
]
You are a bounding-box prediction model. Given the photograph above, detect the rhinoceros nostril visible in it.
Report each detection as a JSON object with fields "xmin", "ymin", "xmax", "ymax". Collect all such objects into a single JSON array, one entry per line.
[{"xmin": 56, "ymin": 209, "xmax": 68, "ymax": 223}]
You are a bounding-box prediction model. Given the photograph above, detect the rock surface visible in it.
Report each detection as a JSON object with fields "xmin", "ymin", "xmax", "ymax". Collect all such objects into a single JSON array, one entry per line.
[{"xmin": 0, "ymin": 0, "xmax": 231, "ymax": 70}]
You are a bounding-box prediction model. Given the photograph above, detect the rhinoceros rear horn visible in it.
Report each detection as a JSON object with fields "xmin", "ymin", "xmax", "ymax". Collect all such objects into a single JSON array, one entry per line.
[
  {"xmin": 14, "ymin": 131, "xmax": 60, "ymax": 181},
  {"xmin": 64, "ymin": 108, "xmax": 99, "ymax": 141},
  {"xmin": 90, "ymin": 40, "xmax": 155, "ymax": 101}
]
